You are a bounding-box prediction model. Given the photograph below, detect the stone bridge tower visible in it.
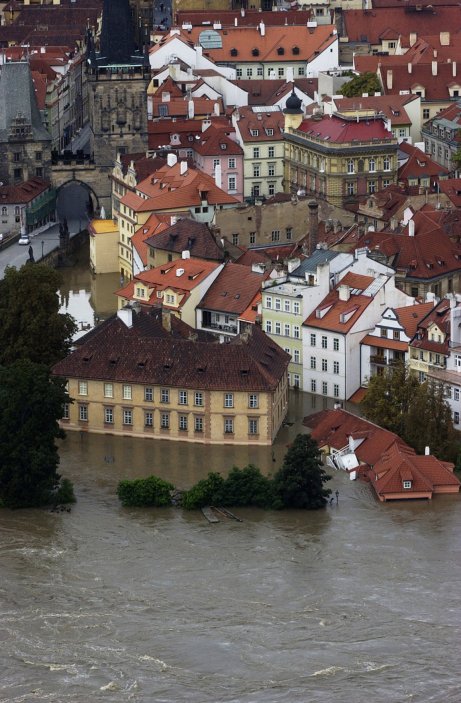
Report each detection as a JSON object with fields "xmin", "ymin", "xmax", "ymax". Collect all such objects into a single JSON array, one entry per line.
[{"xmin": 86, "ymin": 0, "xmax": 150, "ymax": 215}]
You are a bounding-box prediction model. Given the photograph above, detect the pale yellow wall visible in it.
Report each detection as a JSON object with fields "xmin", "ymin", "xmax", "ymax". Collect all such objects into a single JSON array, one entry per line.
[
  {"xmin": 89, "ymin": 227, "xmax": 120, "ymax": 274},
  {"xmin": 63, "ymin": 375, "xmax": 286, "ymax": 445}
]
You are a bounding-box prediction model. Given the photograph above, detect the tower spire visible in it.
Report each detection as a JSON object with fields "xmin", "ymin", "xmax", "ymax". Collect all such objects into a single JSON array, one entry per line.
[{"xmin": 99, "ymin": 0, "xmax": 136, "ymax": 64}]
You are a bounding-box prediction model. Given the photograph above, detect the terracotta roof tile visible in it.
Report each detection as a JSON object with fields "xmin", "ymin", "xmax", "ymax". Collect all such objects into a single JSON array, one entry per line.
[
  {"xmin": 198, "ymin": 262, "xmax": 266, "ymax": 314},
  {"xmin": 146, "ymin": 218, "xmax": 224, "ymax": 261}
]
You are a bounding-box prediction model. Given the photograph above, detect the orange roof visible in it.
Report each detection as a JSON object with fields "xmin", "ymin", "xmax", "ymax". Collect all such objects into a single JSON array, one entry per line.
[
  {"xmin": 198, "ymin": 263, "xmax": 266, "ymax": 315},
  {"xmin": 239, "ymin": 292, "xmax": 261, "ymax": 324},
  {"xmin": 303, "ymin": 272, "xmax": 376, "ymax": 333},
  {"xmin": 131, "ymin": 213, "xmax": 170, "ymax": 267},
  {"xmin": 394, "ymin": 302, "xmax": 434, "ymax": 338},
  {"xmin": 360, "ymin": 334, "xmax": 408, "ymax": 352},
  {"xmin": 183, "ymin": 24, "xmax": 337, "ymax": 64}
]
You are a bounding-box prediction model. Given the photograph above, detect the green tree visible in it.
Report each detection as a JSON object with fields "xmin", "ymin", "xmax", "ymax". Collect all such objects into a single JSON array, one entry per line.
[
  {"xmin": 0, "ymin": 360, "xmax": 69, "ymax": 508},
  {"xmin": 340, "ymin": 72, "xmax": 382, "ymax": 98},
  {"xmin": 181, "ymin": 472, "xmax": 225, "ymax": 510},
  {"xmin": 272, "ymin": 434, "xmax": 331, "ymax": 509},
  {"xmin": 214, "ymin": 464, "xmax": 275, "ymax": 508},
  {"xmin": 116, "ymin": 475, "xmax": 174, "ymax": 507},
  {"xmin": 361, "ymin": 362, "xmax": 420, "ymax": 437},
  {"xmin": 0, "ymin": 264, "xmax": 76, "ymax": 367}
]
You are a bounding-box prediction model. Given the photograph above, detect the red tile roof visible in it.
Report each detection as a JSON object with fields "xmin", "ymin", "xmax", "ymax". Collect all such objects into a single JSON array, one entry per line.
[
  {"xmin": 234, "ymin": 78, "xmax": 317, "ymax": 106},
  {"xmin": 303, "ymin": 272, "xmax": 377, "ymax": 333},
  {"xmin": 192, "ymin": 125, "xmax": 242, "ymax": 157},
  {"xmin": 198, "ymin": 262, "xmax": 266, "ymax": 314},
  {"xmin": 398, "ymin": 142, "xmax": 449, "ymax": 182},
  {"xmin": 360, "ymin": 334, "xmax": 408, "ymax": 352},
  {"xmin": 0, "ymin": 178, "xmax": 50, "ymax": 204},
  {"xmin": 234, "ymin": 106, "xmax": 285, "ymax": 143},
  {"xmin": 146, "ymin": 217, "xmax": 225, "ymax": 261},
  {"xmin": 296, "ymin": 113, "xmax": 394, "ymax": 144},
  {"xmin": 175, "ymin": 10, "xmax": 314, "ymax": 27},
  {"xmin": 131, "ymin": 213, "xmax": 170, "ymax": 267},
  {"xmin": 334, "ymin": 94, "xmax": 416, "ymax": 126},
  {"xmin": 439, "ymin": 179, "xmax": 461, "ymax": 208}
]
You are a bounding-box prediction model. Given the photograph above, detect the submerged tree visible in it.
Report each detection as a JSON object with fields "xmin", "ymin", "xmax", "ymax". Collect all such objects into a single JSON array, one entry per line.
[
  {"xmin": 0, "ymin": 264, "xmax": 76, "ymax": 367},
  {"xmin": 272, "ymin": 434, "xmax": 331, "ymax": 509},
  {"xmin": 361, "ymin": 362, "xmax": 420, "ymax": 438},
  {"xmin": 339, "ymin": 72, "xmax": 382, "ymax": 98},
  {"xmin": 0, "ymin": 360, "xmax": 70, "ymax": 508}
]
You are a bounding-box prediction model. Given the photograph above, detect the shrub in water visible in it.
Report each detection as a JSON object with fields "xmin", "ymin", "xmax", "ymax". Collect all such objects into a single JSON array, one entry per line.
[
  {"xmin": 54, "ymin": 478, "xmax": 76, "ymax": 505},
  {"xmin": 214, "ymin": 464, "xmax": 275, "ymax": 508},
  {"xmin": 181, "ymin": 472, "xmax": 224, "ymax": 510},
  {"xmin": 117, "ymin": 475, "xmax": 174, "ymax": 507}
]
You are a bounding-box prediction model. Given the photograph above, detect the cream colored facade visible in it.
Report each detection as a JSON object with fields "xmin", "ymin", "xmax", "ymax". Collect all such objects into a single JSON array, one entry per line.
[
  {"xmin": 63, "ymin": 374, "xmax": 288, "ymax": 446},
  {"xmin": 89, "ymin": 219, "xmax": 120, "ymax": 274}
]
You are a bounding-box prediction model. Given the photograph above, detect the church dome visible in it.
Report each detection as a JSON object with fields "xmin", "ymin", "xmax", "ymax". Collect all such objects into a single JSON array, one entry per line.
[{"xmin": 283, "ymin": 90, "xmax": 303, "ymax": 114}]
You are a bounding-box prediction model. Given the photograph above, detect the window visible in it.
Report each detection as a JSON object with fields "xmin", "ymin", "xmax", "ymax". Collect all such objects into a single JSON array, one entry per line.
[
  {"xmin": 63, "ymin": 403, "xmax": 69, "ymax": 420},
  {"xmin": 265, "ymin": 296, "xmax": 272, "ymax": 309},
  {"xmin": 381, "ymin": 328, "xmax": 388, "ymax": 338},
  {"xmin": 236, "ymin": 68, "xmax": 242, "ymax": 78},
  {"xmin": 284, "ymin": 323, "xmax": 290, "ymax": 337},
  {"xmin": 321, "ymin": 335, "xmax": 327, "ymax": 349},
  {"xmin": 399, "ymin": 128, "xmax": 406, "ymax": 138},
  {"xmin": 194, "ymin": 392, "xmax": 203, "ymax": 406},
  {"xmin": 393, "ymin": 330, "xmax": 400, "ymax": 341},
  {"xmin": 249, "ymin": 393, "xmax": 259, "ymax": 408},
  {"xmin": 292, "ymin": 325, "xmax": 299, "ymax": 339},
  {"xmin": 275, "ymin": 322, "xmax": 281, "ymax": 335},
  {"xmin": 423, "ymin": 108, "xmax": 430, "ymax": 119},
  {"xmin": 250, "ymin": 231, "xmax": 256, "ymax": 244},
  {"xmin": 268, "ymin": 146, "xmax": 275, "ymax": 158},
  {"xmin": 333, "ymin": 384, "xmax": 340, "ymax": 398},
  {"xmin": 369, "ymin": 157, "xmax": 375, "ymax": 173},
  {"xmin": 248, "ymin": 418, "xmax": 258, "ymax": 435},
  {"xmin": 78, "ymin": 381, "xmax": 88, "ymax": 396},
  {"xmin": 383, "ymin": 179, "xmax": 390, "ymax": 188},
  {"xmin": 145, "ymin": 411, "xmax": 153, "ymax": 427},
  {"xmin": 455, "ymin": 388, "xmax": 460, "ymax": 401},
  {"xmin": 284, "ymin": 300, "xmax": 290, "ymax": 313},
  {"xmin": 293, "ymin": 374, "xmax": 300, "ymax": 388},
  {"xmin": 158, "ymin": 104, "xmax": 168, "ymax": 117},
  {"xmin": 144, "ymin": 387, "xmax": 153, "ymax": 401},
  {"xmin": 79, "ymin": 404, "xmax": 88, "ymax": 422},
  {"xmin": 286, "ymin": 227, "xmax": 293, "ymax": 241},
  {"xmin": 104, "ymin": 407, "xmax": 113, "ymax": 424},
  {"xmin": 257, "ymin": 67, "xmax": 263, "ymax": 77},
  {"xmin": 35, "ymin": 167, "xmax": 43, "ymax": 178},
  {"xmin": 322, "ymin": 381, "xmax": 328, "ymax": 395},
  {"xmin": 253, "ymin": 147, "xmax": 260, "ymax": 158},
  {"xmin": 268, "ymin": 162, "xmax": 275, "ymax": 177},
  {"xmin": 194, "ymin": 416, "xmax": 203, "ymax": 432},
  {"xmin": 246, "ymin": 67, "xmax": 253, "ymax": 78},
  {"xmin": 271, "ymin": 230, "xmax": 280, "ymax": 242},
  {"xmin": 275, "ymin": 298, "xmax": 281, "ymax": 311},
  {"xmin": 333, "ymin": 361, "xmax": 339, "ymax": 374},
  {"xmin": 368, "ymin": 180, "xmax": 376, "ymax": 194},
  {"xmin": 161, "ymin": 388, "xmax": 170, "ymax": 403},
  {"xmin": 13, "ymin": 152, "xmax": 20, "ymax": 162},
  {"xmin": 252, "ymin": 184, "xmax": 260, "ymax": 197},
  {"xmin": 228, "ymin": 176, "xmax": 236, "ymax": 192},
  {"xmin": 253, "ymin": 164, "xmax": 260, "ymax": 178},
  {"xmin": 179, "ymin": 415, "xmax": 188, "ymax": 431},
  {"xmin": 310, "ymin": 333, "xmax": 316, "ymax": 346},
  {"xmin": 268, "ymin": 182, "xmax": 275, "ymax": 196},
  {"xmin": 455, "ymin": 412, "xmax": 460, "ymax": 425},
  {"xmin": 224, "ymin": 418, "xmax": 234, "ymax": 434},
  {"xmin": 122, "ymin": 384, "xmax": 132, "ymax": 400},
  {"xmin": 346, "ymin": 181, "xmax": 355, "ymax": 196},
  {"xmin": 333, "ymin": 338, "xmax": 339, "ymax": 351},
  {"xmin": 224, "ymin": 393, "xmax": 234, "ymax": 408},
  {"xmin": 213, "ymin": 158, "xmax": 220, "ymax": 170},
  {"xmin": 179, "ymin": 390, "xmax": 188, "ymax": 405},
  {"xmin": 311, "ymin": 379, "xmax": 316, "ymax": 393},
  {"xmin": 293, "ymin": 302, "xmax": 300, "ymax": 315},
  {"xmin": 123, "ymin": 409, "xmax": 132, "ymax": 425},
  {"xmin": 14, "ymin": 168, "xmax": 22, "ymax": 180},
  {"xmin": 310, "ymin": 356, "xmax": 316, "ymax": 370},
  {"xmin": 403, "ymin": 480, "xmax": 412, "ymax": 489},
  {"xmin": 265, "ymin": 320, "xmax": 272, "ymax": 333},
  {"xmin": 298, "ymin": 66, "xmax": 305, "ymax": 76},
  {"xmin": 347, "ymin": 159, "xmax": 354, "ymax": 174},
  {"xmin": 294, "ymin": 349, "xmax": 300, "ymax": 363},
  {"xmin": 232, "ymin": 233, "xmax": 239, "ymax": 246},
  {"xmin": 322, "ymin": 359, "xmax": 328, "ymax": 372},
  {"xmin": 228, "ymin": 157, "xmax": 236, "ymax": 169},
  {"xmin": 161, "ymin": 413, "xmax": 170, "ymax": 429}
]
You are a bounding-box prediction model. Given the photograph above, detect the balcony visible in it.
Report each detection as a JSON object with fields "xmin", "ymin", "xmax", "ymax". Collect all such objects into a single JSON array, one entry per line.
[
  {"xmin": 203, "ymin": 322, "xmax": 238, "ymax": 335},
  {"xmin": 370, "ymin": 355, "xmax": 398, "ymax": 366}
]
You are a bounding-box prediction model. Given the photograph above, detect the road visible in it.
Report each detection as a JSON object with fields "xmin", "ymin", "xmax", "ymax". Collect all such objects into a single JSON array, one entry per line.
[{"xmin": 0, "ymin": 218, "xmax": 87, "ymax": 278}]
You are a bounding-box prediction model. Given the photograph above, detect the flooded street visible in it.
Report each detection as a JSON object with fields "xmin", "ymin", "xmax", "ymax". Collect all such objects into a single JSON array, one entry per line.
[{"xmin": 1, "ymin": 245, "xmax": 461, "ymax": 702}]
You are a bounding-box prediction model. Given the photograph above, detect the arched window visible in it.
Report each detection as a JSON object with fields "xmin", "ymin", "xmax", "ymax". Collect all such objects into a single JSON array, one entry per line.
[
  {"xmin": 369, "ymin": 157, "xmax": 375, "ymax": 173},
  {"xmin": 347, "ymin": 159, "xmax": 354, "ymax": 174}
]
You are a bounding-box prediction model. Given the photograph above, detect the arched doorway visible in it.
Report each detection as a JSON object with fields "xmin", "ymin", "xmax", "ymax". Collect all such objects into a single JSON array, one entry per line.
[{"xmin": 56, "ymin": 181, "xmax": 100, "ymax": 233}]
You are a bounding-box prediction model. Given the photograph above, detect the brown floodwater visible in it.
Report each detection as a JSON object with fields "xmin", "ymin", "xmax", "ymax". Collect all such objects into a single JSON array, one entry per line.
[{"xmin": 1, "ymin": 243, "xmax": 460, "ymax": 702}]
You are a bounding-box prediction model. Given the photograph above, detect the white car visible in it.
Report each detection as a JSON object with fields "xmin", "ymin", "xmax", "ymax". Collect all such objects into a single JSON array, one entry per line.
[{"xmin": 18, "ymin": 234, "xmax": 30, "ymax": 245}]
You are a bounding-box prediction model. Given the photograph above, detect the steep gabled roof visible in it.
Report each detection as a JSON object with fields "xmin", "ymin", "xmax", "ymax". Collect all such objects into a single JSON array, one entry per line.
[
  {"xmin": 146, "ymin": 218, "xmax": 224, "ymax": 261},
  {"xmin": 198, "ymin": 262, "xmax": 266, "ymax": 314}
]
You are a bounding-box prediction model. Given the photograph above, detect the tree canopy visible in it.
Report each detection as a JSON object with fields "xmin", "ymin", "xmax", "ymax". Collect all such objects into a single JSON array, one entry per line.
[
  {"xmin": 0, "ymin": 264, "xmax": 76, "ymax": 367},
  {"xmin": 339, "ymin": 72, "xmax": 382, "ymax": 98},
  {"xmin": 0, "ymin": 360, "xmax": 69, "ymax": 508},
  {"xmin": 272, "ymin": 434, "xmax": 331, "ymax": 509},
  {"xmin": 361, "ymin": 363, "xmax": 457, "ymax": 460}
]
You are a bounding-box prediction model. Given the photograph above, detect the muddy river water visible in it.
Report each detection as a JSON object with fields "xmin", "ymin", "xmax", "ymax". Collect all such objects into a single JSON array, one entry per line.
[{"xmin": 1, "ymin": 247, "xmax": 460, "ymax": 702}]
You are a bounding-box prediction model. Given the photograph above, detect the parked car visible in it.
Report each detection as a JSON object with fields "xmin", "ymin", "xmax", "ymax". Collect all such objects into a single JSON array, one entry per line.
[{"xmin": 18, "ymin": 234, "xmax": 30, "ymax": 245}]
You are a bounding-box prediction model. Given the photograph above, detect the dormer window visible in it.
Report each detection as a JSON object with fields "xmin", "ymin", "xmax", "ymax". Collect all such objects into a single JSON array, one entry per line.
[
  {"xmin": 230, "ymin": 48, "xmax": 238, "ymax": 56},
  {"xmin": 403, "ymin": 480, "xmax": 412, "ymax": 489},
  {"xmin": 292, "ymin": 46, "xmax": 300, "ymax": 55},
  {"xmin": 252, "ymin": 48, "xmax": 259, "ymax": 56},
  {"xmin": 277, "ymin": 47, "xmax": 285, "ymax": 55},
  {"xmin": 250, "ymin": 129, "xmax": 259, "ymax": 137}
]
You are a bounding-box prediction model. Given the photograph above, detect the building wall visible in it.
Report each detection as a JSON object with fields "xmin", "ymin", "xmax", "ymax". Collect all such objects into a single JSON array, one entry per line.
[
  {"xmin": 63, "ymin": 376, "xmax": 285, "ymax": 445},
  {"xmin": 89, "ymin": 227, "xmax": 120, "ymax": 274},
  {"xmin": 238, "ymin": 137, "xmax": 285, "ymax": 199},
  {"xmin": 193, "ymin": 152, "xmax": 244, "ymax": 202}
]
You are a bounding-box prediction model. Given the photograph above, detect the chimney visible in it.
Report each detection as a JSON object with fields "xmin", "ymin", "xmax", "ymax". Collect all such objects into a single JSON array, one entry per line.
[
  {"xmin": 214, "ymin": 162, "xmax": 222, "ymax": 189},
  {"xmin": 432, "ymin": 61, "xmax": 438, "ymax": 76},
  {"xmin": 409, "ymin": 32, "xmax": 417, "ymax": 47},
  {"xmin": 453, "ymin": 61, "xmax": 457, "ymax": 78},
  {"xmin": 182, "ymin": 250, "xmax": 190, "ymax": 259},
  {"xmin": 213, "ymin": 101, "xmax": 220, "ymax": 116},
  {"xmin": 408, "ymin": 219, "xmax": 415, "ymax": 237},
  {"xmin": 180, "ymin": 160, "xmax": 188, "ymax": 175},
  {"xmin": 167, "ymin": 153, "xmax": 177, "ymax": 168},
  {"xmin": 162, "ymin": 309, "xmax": 172, "ymax": 333},
  {"xmin": 386, "ymin": 69, "xmax": 393, "ymax": 90},
  {"xmin": 425, "ymin": 445, "xmax": 430, "ymax": 456},
  {"xmin": 259, "ymin": 20, "xmax": 265, "ymax": 36},
  {"xmin": 288, "ymin": 257, "xmax": 301, "ymax": 274},
  {"xmin": 308, "ymin": 200, "xmax": 319, "ymax": 255},
  {"xmin": 234, "ymin": 17, "xmax": 238, "ymax": 26},
  {"xmin": 117, "ymin": 306, "xmax": 133, "ymax": 328},
  {"xmin": 188, "ymin": 99, "xmax": 194, "ymax": 119},
  {"xmin": 338, "ymin": 284, "xmax": 350, "ymax": 302},
  {"xmin": 408, "ymin": 62, "xmax": 412, "ymax": 74},
  {"xmin": 440, "ymin": 31, "xmax": 450, "ymax": 46}
]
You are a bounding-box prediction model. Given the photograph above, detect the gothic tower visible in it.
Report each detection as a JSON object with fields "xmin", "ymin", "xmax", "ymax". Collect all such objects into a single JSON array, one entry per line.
[{"xmin": 87, "ymin": 0, "xmax": 150, "ymax": 214}]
